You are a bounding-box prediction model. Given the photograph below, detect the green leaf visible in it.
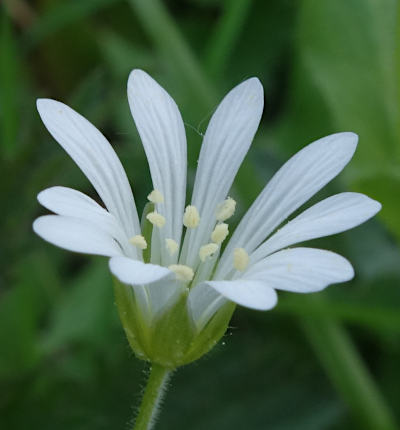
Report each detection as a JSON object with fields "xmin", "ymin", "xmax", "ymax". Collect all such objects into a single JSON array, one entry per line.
[
  {"xmin": 40, "ymin": 261, "xmax": 115, "ymax": 354},
  {"xmin": 0, "ymin": 13, "xmax": 19, "ymax": 158},
  {"xmin": 25, "ymin": 0, "xmax": 123, "ymax": 49},
  {"xmin": 291, "ymin": 0, "xmax": 400, "ymax": 241}
]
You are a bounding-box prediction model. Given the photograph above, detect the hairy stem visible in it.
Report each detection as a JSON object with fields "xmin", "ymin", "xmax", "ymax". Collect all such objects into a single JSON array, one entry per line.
[{"xmin": 133, "ymin": 364, "xmax": 172, "ymax": 430}]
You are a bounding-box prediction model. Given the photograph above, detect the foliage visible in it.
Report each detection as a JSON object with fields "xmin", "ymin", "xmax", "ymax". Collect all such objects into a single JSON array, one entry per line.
[{"xmin": 0, "ymin": 0, "xmax": 399, "ymax": 428}]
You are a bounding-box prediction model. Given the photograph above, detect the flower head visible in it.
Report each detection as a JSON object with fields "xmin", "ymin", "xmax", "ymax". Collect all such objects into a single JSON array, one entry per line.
[{"xmin": 34, "ymin": 70, "xmax": 380, "ymax": 366}]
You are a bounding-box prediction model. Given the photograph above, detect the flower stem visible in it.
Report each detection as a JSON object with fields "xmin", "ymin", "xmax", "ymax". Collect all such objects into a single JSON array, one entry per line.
[{"xmin": 133, "ymin": 364, "xmax": 172, "ymax": 430}]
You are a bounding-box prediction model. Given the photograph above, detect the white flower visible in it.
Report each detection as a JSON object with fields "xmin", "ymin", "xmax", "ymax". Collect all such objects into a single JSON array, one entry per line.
[{"xmin": 33, "ymin": 69, "xmax": 381, "ymax": 333}]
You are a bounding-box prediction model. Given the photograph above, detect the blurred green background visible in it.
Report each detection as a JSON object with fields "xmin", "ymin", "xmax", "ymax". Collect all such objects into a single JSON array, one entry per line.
[{"xmin": 1, "ymin": 0, "xmax": 399, "ymax": 429}]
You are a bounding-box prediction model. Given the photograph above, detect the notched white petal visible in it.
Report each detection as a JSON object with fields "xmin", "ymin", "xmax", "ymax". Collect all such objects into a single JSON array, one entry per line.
[
  {"xmin": 217, "ymin": 132, "xmax": 358, "ymax": 279},
  {"xmin": 183, "ymin": 78, "xmax": 264, "ymax": 267},
  {"xmin": 109, "ymin": 256, "xmax": 173, "ymax": 285},
  {"xmin": 251, "ymin": 192, "xmax": 382, "ymax": 262},
  {"xmin": 245, "ymin": 247, "xmax": 354, "ymax": 293},
  {"xmin": 36, "ymin": 99, "xmax": 140, "ymax": 238},
  {"xmin": 33, "ymin": 215, "xmax": 122, "ymax": 257},
  {"xmin": 204, "ymin": 280, "xmax": 278, "ymax": 311},
  {"xmin": 128, "ymin": 69, "xmax": 187, "ymax": 256}
]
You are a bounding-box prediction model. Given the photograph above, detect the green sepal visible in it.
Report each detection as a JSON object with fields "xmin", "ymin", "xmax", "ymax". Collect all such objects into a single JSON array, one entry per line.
[
  {"xmin": 149, "ymin": 292, "xmax": 195, "ymax": 368},
  {"xmin": 114, "ymin": 278, "xmax": 236, "ymax": 368},
  {"xmin": 183, "ymin": 301, "xmax": 236, "ymax": 364},
  {"xmin": 113, "ymin": 278, "xmax": 150, "ymax": 361}
]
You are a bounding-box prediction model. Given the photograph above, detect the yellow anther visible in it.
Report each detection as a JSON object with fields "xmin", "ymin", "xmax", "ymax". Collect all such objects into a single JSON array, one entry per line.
[
  {"xmin": 199, "ymin": 243, "xmax": 219, "ymax": 262},
  {"xmin": 168, "ymin": 264, "xmax": 194, "ymax": 282},
  {"xmin": 211, "ymin": 223, "xmax": 229, "ymax": 244},
  {"xmin": 165, "ymin": 238, "xmax": 179, "ymax": 256},
  {"xmin": 129, "ymin": 235, "xmax": 147, "ymax": 250},
  {"xmin": 216, "ymin": 197, "xmax": 236, "ymax": 221},
  {"xmin": 183, "ymin": 205, "xmax": 200, "ymax": 228},
  {"xmin": 147, "ymin": 189, "xmax": 164, "ymax": 204},
  {"xmin": 146, "ymin": 211, "xmax": 166, "ymax": 228},
  {"xmin": 233, "ymin": 247, "xmax": 249, "ymax": 272}
]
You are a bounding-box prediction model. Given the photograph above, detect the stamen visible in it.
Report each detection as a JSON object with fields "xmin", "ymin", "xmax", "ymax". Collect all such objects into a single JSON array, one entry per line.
[
  {"xmin": 165, "ymin": 238, "xmax": 179, "ymax": 256},
  {"xmin": 147, "ymin": 189, "xmax": 164, "ymax": 204},
  {"xmin": 129, "ymin": 235, "xmax": 147, "ymax": 249},
  {"xmin": 169, "ymin": 264, "xmax": 194, "ymax": 282},
  {"xmin": 216, "ymin": 197, "xmax": 236, "ymax": 221},
  {"xmin": 211, "ymin": 223, "xmax": 229, "ymax": 244},
  {"xmin": 199, "ymin": 243, "xmax": 219, "ymax": 262},
  {"xmin": 183, "ymin": 205, "xmax": 200, "ymax": 228},
  {"xmin": 233, "ymin": 247, "xmax": 249, "ymax": 271},
  {"xmin": 146, "ymin": 211, "xmax": 166, "ymax": 228}
]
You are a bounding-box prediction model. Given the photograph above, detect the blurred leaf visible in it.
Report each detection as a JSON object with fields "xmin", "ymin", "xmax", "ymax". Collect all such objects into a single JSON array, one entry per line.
[
  {"xmin": 288, "ymin": 0, "xmax": 400, "ymax": 239},
  {"xmin": 301, "ymin": 301, "xmax": 397, "ymax": 430},
  {"xmin": 129, "ymin": 0, "xmax": 216, "ymax": 114},
  {"xmin": 25, "ymin": 0, "xmax": 123, "ymax": 48},
  {"xmin": 203, "ymin": 0, "xmax": 252, "ymax": 79},
  {"xmin": 99, "ymin": 31, "xmax": 156, "ymax": 78},
  {"xmin": 0, "ymin": 12, "xmax": 20, "ymax": 158},
  {"xmin": 40, "ymin": 260, "xmax": 116, "ymax": 354},
  {"xmin": 0, "ymin": 253, "xmax": 53, "ymax": 377},
  {"xmin": 163, "ymin": 323, "xmax": 344, "ymax": 429},
  {"xmin": 277, "ymin": 291, "xmax": 400, "ymax": 335},
  {"xmin": 298, "ymin": 0, "xmax": 399, "ymax": 164}
]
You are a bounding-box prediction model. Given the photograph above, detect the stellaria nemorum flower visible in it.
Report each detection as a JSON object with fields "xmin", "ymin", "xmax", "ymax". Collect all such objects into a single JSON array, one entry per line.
[{"xmin": 33, "ymin": 70, "xmax": 381, "ymax": 368}]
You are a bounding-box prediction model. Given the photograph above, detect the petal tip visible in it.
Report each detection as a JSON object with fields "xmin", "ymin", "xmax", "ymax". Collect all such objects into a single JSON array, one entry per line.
[
  {"xmin": 128, "ymin": 69, "xmax": 152, "ymax": 89},
  {"xmin": 337, "ymin": 131, "xmax": 359, "ymax": 149},
  {"xmin": 240, "ymin": 76, "xmax": 264, "ymax": 99},
  {"xmin": 32, "ymin": 215, "xmax": 47, "ymax": 236}
]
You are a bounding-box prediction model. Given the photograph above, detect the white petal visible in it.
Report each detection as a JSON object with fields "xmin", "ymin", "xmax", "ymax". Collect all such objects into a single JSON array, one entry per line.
[
  {"xmin": 245, "ymin": 248, "xmax": 354, "ymax": 293},
  {"xmin": 144, "ymin": 278, "xmax": 183, "ymax": 318},
  {"xmin": 110, "ymin": 256, "xmax": 180, "ymax": 318},
  {"xmin": 181, "ymin": 78, "xmax": 264, "ymax": 268},
  {"xmin": 36, "ymin": 99, "xmax": 140, "ymax": 241},
  {"xmin": 251, "ymin": 192, "xmax": 381, "ymax": 263},
  {"xmin": 128, "ymin": 70, "xmax": 187, "ymax": 264},
  {"xmin": 33, "ymin": 215, "xmax": 122, "ymax": 257},
  {"xmin": 109, "ymin": 255, "xmax": 173, "ymax": 285},
  {"xmin": 187, "ymin": 282, "xmax": 226, "ymax": 329},
  {"xmin": 201, "ymin": 280, "xmax": 277, "ymax": 311},
  {"xmin": 217, "ymin": 132, "xmax": 358, "ymax": 279},
  {"xmin": 37, "ymin": 186, "xmax": 135, "ymax": 257}
]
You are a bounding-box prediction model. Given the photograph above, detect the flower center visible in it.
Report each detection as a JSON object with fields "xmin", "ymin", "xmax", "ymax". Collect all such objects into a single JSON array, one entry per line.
[{"xmin": 131, "ymin": 190, "xmax": 247, "ymax": 282}]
